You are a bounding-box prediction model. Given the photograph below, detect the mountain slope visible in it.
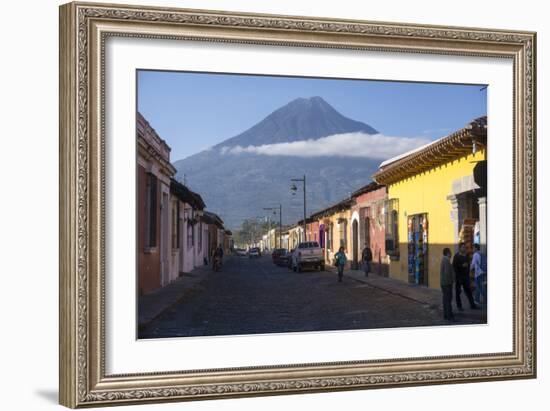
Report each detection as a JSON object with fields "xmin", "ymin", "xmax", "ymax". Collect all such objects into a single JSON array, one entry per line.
[
  {"xmin": 173, "ymin": 97, "xmax": 380, "ymax": 229},
  {"xmin": 214, "ymin": 96, "xmax": 378, "ymax": 148}
]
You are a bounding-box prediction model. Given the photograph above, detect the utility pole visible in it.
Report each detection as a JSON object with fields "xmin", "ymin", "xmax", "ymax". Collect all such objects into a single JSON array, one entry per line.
[
  {"xmin": 279, "ymin": 203, "xmax": 282, "ymax": 249},
  {"xmin": 267, "ymin": 211, "xmax": 272, "ymax": 250},
  {"xmin": 291, "ymin": 175, "xmax": 307, "ymax": 242}
]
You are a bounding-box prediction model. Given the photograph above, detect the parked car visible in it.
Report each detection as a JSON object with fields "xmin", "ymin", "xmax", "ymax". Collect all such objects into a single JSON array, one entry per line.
[
  {"xmin": 248, "ymin": 247, "xmax": 261, "ymax": 258},
  {"xmin": 272, "ymin": 248, "xmax": 289, "ymax": 266},
  {"xmin": 234, "ymin": 248, "xmax": 247, "ymax": 257},
  {"xmin": 291, "ymin": 241, "xmax": 325, "ymax": 272}
]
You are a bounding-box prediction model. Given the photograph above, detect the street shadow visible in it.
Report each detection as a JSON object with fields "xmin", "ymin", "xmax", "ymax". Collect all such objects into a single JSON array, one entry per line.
[{"xmin": 35, "ymin": 389, "xmax": 58, "ymax": 404}]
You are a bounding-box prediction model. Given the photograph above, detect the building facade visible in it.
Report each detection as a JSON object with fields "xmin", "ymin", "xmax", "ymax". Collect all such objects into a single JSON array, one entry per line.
[
  {"xmin": 202, "ymin": 211, "xmax": 225, "ymax": 261},
  {"xmin": 373, "ymin": 117, "xmax": 487, "ymax": 288},
  {"xmin": 310, "ymin": 199, "xmax": 352, "ymax": 266},
  {"xmin": 281, "ymin": 230, "xmax": 289, "ymax": 250},
  {"xmin": 224, "ymin": 230, "xmax": 233, "ymax": 254},
  {"xmin": 137, "ymin": 112, "xmax": 177, "ymax": 295},
  {"xmin": 287, "ymin": 224, "xmax": 303, "ymax": 251},
  {"xmin": 305, "ymin": 219, "xmax": 321, "ymax": 244},
  {"xmin": 138, "ymin": 112, "xmax": 228, "ymax": 295},
  {"xmin": 169, "ymin": 178, "xmax": 206, "ymax": 278},
  {"xmin": 350, "ymin": 182, "xmax": 389, "ymax": 275}
]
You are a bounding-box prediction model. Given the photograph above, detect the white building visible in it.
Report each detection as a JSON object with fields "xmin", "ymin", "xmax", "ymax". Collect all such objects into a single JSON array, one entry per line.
[{"xmin": 169, "ymin": 178, "xmax": 206, "ymax": 278}]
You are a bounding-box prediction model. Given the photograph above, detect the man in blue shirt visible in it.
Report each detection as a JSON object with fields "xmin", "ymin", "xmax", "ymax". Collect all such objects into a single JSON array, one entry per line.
[{"xmin": 471, "ymin": 243, "xmax": 487, "ymax": 305}]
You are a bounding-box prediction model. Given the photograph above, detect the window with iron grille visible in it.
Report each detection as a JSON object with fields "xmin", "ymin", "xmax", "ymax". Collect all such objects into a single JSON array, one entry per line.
[
  {"xmin": 327, "ymin": 223, "xmax": 333, "ymax": 250},
  {"xmin": 176, "ymin": 203, "xmax": 180, "ymax": 248},
  {"xmin": 145, "ymin": 173, "xmax": 157, "ymax": 248},
  {"xmin": 187, "ymin": 211, "xmax": 194, "ymax": 249},
  {"xmin": 359, "ymin": 207, "xmax": 369, "ymax": 247},
  {"xmin": 384, "ymin": 199, "xmax": 399, "ymax": 258},
  {"xmin": 198, "ymin": 222, "xmax": 202, "ymax": 252},
  {"xmin": 339, "ymin": 219, "xmax": 347, "ymax": 248},
  {"xmin": 171, "ymin": 201, "xmax": 179, "ymax": 249}
]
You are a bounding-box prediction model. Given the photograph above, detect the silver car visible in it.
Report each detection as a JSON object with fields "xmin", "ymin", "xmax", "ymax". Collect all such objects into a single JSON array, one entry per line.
[{"xmin": 291, "ymin": 241, "xmax": 325, "ymax": 272}]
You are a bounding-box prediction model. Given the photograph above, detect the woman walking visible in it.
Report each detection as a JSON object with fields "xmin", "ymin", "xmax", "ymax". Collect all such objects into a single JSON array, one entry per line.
[{"xmin": 334, "ymin": 246, "xmax": 347, "ymax": 282}]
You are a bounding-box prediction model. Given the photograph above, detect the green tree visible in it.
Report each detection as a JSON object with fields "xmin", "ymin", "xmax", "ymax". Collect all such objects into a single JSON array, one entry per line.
[{"xmin": 233, "ymin": 218, "xmax": 271, "ymax": 248}]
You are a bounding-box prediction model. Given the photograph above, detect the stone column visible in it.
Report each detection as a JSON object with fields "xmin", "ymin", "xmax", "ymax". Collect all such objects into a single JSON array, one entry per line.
[
  {"xmin": 447, "ymin": 194, "xmax": 465, "ymax": 252},
  {"xmin": 477, "ymin": 196, "xmax": 487, "ymax": 254}
]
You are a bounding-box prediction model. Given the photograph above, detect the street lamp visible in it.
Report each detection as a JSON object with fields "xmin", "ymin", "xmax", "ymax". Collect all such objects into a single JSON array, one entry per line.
[
  {"xmin": 291, "ymin": 175, "xmax": 307, "ymax": 242},
  {"xmin": 263, "ymin": 204, "xmax": 282, "ymax": 249}
]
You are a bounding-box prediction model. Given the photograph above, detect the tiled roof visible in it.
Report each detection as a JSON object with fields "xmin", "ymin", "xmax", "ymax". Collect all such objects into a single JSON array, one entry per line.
[
  {"xmin": 309, "ymin": 198, "xmax": 353, "ymax": 220},
  {"xmin": 202, "ymin": 211, "xmax": 224, "ymax": 228},
  {"xmin": 373, "ymin": 116, "xmax": 487, "ymax": 185},
  {"xmin": 351, "ymin": 181, "xmax": 385, "ymax": 198},
  {"xmin": 170, "ymin": 178, "xmax": 206, "ymax": 210}
]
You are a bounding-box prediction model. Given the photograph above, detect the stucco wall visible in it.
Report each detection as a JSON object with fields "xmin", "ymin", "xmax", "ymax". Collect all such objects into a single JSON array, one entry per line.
[
  {"xmin": 387, "ymin": 149, "xmax": 486, "ymax": 288},
  {"xmin": 137, "ymin": 164, "xmax": 161, "ymax": 295},
  {"xmin": 351, "ymin": 186, "xmax": 388, "ymax": 275}
]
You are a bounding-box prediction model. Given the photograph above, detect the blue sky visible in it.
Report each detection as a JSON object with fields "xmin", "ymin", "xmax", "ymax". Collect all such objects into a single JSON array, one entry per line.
[{"xmin": 137, "ymin": 70, "xmax": 487, "ymax": 162}]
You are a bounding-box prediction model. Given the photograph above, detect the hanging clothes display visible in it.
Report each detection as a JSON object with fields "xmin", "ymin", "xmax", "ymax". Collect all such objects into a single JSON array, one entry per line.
[{"xmin": 408, "ymin": 214, "xmax": 429, "ymax": 286}]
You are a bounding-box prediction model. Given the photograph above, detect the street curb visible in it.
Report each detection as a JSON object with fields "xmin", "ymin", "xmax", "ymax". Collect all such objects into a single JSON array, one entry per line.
[{"xmin": 348, "ymin": 275, "xmax": 434, "ymax": 307}]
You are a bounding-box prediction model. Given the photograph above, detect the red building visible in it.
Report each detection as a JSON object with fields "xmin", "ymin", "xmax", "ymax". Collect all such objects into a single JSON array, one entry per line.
[
  {"xmin": 350, "ymin": 182, "xmax": 389, "ymax": 275},
  {"xmin": 305, "ymin": 219, "xmax": 320, "ymax": 244}
]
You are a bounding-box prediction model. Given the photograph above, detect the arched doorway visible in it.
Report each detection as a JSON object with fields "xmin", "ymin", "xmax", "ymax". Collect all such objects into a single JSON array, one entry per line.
[{"xmin": 352, "ymin": 219, "xmax": 359, "ymax": 269}]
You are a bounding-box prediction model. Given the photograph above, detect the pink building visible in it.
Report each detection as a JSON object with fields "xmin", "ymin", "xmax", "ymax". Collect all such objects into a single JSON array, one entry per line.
[
  {"xmin": 305, "ymin": 219, "xmax": 320, "ymax": 244},
  {"xmin": 350, "ymin": 182, "xmax": 389, "ymax": 275}
]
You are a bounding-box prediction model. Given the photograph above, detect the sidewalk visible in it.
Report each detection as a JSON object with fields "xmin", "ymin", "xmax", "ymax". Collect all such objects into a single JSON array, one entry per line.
[
  {"xmin": 138, "ymin": 260, "xmax": 218, "ymax": 330},
  {"xmin": 324, "ymin": 264, "xmax": 487, "ymax": 322}
]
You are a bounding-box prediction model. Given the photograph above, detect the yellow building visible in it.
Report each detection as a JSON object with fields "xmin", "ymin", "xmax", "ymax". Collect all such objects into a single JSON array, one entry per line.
[
  {"xmin": 270, "ymin": 228, "xmax": 277, "ymax": 250},
  {"xmin": 373, "ymin": 117, "xmax": 487, "ymax": 288}
]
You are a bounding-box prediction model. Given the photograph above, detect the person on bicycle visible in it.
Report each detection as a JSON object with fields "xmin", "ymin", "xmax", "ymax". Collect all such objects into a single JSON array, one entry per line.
[{"xmin": 212, "ymin": 245, "xmax": 224, "ymax": 271}]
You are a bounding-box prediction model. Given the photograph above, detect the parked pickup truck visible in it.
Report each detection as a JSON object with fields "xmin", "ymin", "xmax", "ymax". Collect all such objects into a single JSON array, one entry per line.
[{"xmin": 291, "ymin": 241, "xmax": 325, "ymax": 272}]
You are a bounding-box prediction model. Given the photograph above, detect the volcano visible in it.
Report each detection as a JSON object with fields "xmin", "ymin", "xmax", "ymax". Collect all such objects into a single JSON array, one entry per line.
[{"xmin": 173, "ymin": 97, "xmax": 380, "ymax": 229}]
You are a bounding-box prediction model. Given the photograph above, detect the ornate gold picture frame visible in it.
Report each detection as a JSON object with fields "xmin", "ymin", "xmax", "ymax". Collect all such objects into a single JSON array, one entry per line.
[{"xmin": 59, "ymin": 1, "xmax": 536, "ymax": 408}]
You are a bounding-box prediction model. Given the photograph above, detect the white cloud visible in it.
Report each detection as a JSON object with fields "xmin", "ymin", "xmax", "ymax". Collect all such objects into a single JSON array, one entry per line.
[{"xmin": 219, "ymin": 132, "xmax": 431, "ymax": 160}]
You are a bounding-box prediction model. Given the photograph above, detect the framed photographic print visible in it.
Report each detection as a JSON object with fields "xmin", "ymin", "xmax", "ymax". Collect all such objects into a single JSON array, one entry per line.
[{"xmin": 59, "ymin": 1, "xmax": 537, "ymax": 408}]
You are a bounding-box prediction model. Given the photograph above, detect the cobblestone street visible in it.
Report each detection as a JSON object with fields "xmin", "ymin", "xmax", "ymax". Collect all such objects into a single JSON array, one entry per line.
[{"xmin": 139, "ymin": 255, "xmax": 486, "ymax": 339}]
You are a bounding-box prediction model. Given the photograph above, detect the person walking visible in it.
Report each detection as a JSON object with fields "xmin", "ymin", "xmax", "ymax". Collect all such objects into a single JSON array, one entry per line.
[
  {"xmin": 212, "ymin": 245, "xmax": 224, "ymax": 271},
  {"xmin": 471, "ymin": 243, "xmax": 487, "ymax": 305},
  {"xmin": 216, "ymin": 245, "xmax": 224, "ymax": 266},
  {"xmin": 361, "ymin": 245, "xmax": 373, "ymax": 277},
  {"xmin": 452, "ymin": 242, "xmax": 479, "ymax": 311},
  {"xmin": 440, "ymin": 247, "xmax": 456, "ymax": 322},
  {"xmin": 334, "ymin": 246, "xmax": 347, "ymax": 282}
]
